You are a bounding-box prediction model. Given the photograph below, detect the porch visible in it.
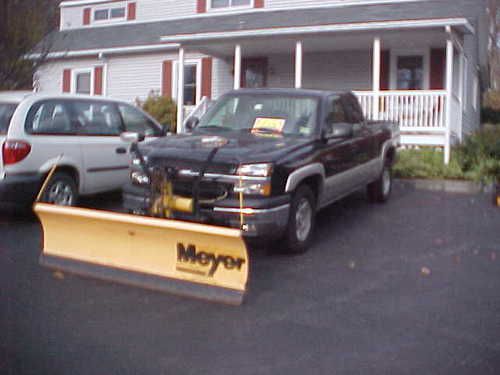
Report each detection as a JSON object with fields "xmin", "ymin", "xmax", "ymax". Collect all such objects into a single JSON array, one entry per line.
[{"xmin": 168, "ymin": 21, "xmax": 472, "ymax": 164}]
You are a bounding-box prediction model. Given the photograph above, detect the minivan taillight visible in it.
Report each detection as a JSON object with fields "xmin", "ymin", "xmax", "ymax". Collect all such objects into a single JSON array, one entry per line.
[{"xmin": 2, "ymin": 140, "xmax": 31, "ymax": 165}]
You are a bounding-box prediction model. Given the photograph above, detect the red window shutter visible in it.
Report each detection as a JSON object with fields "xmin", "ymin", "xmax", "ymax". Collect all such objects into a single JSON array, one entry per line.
[
  {"xmin": 127, "ymin": 2, "xmax": 136, "ymax": 20},
  {"xmin": 197, "ymin": 0, "xmax": 206, "ymax": 13},
  {"xmin": 254, "ymin": 0, "xmax": 264, "ymax": 8},
  {"xmin": 162, "ymin": 61, "xmax": 173, "ymax": 98},
  {"xmin": 430, "ymin": 48, "xmax": 445, "ymax": 90},
  {"xmin": 62, "ymin": 69, "xmax": 71, "ymax": 93},
  {"xmin": 201, "ymin": 58, "xmax": 212, "ymax": 99},
  {"xmin": 380, "ymin": 50, "xmax": 390, "ymax": 90},
  {"xmin": 83, "ymin": 8, "xmax": 91, "ymax": 25},
  {"xmin": 94, "ymin": 66, "xmax": 104, "ymax": 95}
]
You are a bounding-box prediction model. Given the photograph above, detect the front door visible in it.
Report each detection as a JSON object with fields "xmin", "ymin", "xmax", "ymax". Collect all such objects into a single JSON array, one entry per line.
[{"xmin": 241, "ymin": 58, "xmax": 268, "ymax": 88}]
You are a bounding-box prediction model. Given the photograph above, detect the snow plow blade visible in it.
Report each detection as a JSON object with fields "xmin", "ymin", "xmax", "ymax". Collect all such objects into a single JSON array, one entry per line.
[{"xmin": 35, "ymin": 203, "xmax": 249, "ymax": 305}]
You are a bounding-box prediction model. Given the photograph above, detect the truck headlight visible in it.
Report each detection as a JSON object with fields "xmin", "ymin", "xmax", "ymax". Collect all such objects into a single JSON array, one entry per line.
[
  {"xmin": 130, "ymin": 171, "xmax": 150, "ymax": 185},
  {"xmin": 237, "ymin": 163, "xmax": 273, "ymax": 177}
]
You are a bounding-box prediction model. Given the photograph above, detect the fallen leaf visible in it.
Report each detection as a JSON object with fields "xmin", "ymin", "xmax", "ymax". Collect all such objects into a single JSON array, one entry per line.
[
  {"xmin": 453, "ymin": 255, "xmax": 461, "ymax": 264},
  {"xmin": 491, "ymin": 253, "xmax": 497, "ymax": 262},
  {"xmin": 53, "ymin": 271, "xmax": 64, "ymax": 280},
  {"xmin": 421, "ymin": 267, "xmax": 431, "ymax": 276}
]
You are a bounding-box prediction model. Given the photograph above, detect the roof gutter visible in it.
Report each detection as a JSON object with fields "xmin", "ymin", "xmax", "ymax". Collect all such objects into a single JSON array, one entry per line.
[
  {"xmin": 160, "ymin": 18, "xmax": 474, "ymax": 43},
  {"xmin": 27, "ymin": 43, "xmax": 180, "ymax": 60}
]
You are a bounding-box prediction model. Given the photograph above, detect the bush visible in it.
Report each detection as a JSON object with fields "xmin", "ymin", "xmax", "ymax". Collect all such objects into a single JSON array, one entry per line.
[
  {"xmin": 482, "ymin": 91, "xmax": 500, "ymax": 124},
  {"xmin": 137, "ymin": 91, "xmax": 177, "ymax": 133},
  {"xmin": 455, "ymin": 127, "xmax": 500, "ymax": 183}
]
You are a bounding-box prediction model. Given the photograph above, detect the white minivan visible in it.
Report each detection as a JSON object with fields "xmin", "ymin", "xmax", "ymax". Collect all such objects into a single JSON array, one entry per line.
[{"xmin": 0, "ymin": 92, "xmax": 164, "ymax": 207}]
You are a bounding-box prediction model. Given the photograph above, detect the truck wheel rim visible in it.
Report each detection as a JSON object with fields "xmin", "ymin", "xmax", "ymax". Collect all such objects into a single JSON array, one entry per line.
[
  {"xmin": 48, "ymin": 182, "xmax": 74, "ymax": 206},
  {"xmin": 296, "ymin": 198, "xmax": 312, "ymax": 242},
  {"xmin": 382, "ymin": 168, "xmax": 391, "ymax": 197}
]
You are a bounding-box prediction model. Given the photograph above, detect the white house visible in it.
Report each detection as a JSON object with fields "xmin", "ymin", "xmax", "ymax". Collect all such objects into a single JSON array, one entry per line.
[{"xmin": 33, "ymin": 0, "xmax": 495, "ymax": 163}]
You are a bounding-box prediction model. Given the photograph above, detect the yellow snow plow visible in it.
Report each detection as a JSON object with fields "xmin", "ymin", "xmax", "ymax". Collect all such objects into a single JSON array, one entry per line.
[{"xmin": 34, "ymin": 145, "xmax": 250, "ymax": 305}]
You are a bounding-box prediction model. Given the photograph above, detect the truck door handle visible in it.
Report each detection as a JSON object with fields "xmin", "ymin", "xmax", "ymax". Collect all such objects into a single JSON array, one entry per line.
[{"xmin": 116, "ymin": 147, "xmax": 127, "ymax": 154}]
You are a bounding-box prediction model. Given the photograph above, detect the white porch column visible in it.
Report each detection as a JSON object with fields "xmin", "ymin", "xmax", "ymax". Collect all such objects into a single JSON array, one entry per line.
[
  {"xmin": 372, "ymin": 37, "xmax": 381, "ymax": 121},
  {"xmin": 295, "ymin": 40, "xmax": 303, "ymax": 89},
  {"xmin": 176, "ymin": 46, "xmax": 185, "ymax": 133},
  {"xmin": 444, "ymin": 37, "xmax": 454, "ymax": 165},
  {"xmin": 234, "ymin": 44, "xmax": 242, "ymax": 90}
]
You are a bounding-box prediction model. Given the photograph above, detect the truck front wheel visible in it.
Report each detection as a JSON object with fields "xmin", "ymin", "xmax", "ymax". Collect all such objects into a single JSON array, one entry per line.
[{"xmin": 283, "ymin": 185, "xmax": 316, "ymax": 254}]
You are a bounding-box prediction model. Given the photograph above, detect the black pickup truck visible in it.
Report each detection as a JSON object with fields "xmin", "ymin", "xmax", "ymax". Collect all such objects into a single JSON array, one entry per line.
[{"xmin": 123, "ymin": 89, "xmax": 399, "ymax": 253}]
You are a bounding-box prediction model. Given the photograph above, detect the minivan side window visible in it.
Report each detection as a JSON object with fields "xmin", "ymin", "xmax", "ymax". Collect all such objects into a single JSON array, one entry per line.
[
  {"xmin": 0, "ymin": 103, "xmax": 17, "ymax": 135},
  {"xmin": 118, "ymin": 104, "xmax": 161, "ymax": 136},
  {"xmin": 26, "ymin": 101, "xmax": 76, "ymax": 135},
  {"xmin": 72, "ymin": 101, "xmax": 122, "ymax": 136}
]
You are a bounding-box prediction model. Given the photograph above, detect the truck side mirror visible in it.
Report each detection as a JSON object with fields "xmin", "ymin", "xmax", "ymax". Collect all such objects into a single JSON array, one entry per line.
[
  {"xmin": 185, "ymin": 116, "xmax": 199, "ymax": 132},
  {"xmin": 120, "ymin": 131, "xmax": 145, "ymax": 144},
  {"xmin": 326, "ymin": 123, "xmax": 353, "ymax": 139}
]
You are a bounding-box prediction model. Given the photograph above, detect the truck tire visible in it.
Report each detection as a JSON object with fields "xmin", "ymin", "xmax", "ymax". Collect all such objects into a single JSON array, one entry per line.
[
  {"xmin": 283, "ymin": 185, "xmax": 316, "ymax": 254},
  {"xmin": 367, "ymin": 162, "xmax": 392, "ymax": 203},
  {"xmin": 41, "ymin": 172, "xmax": 78, "ymax": 206}
]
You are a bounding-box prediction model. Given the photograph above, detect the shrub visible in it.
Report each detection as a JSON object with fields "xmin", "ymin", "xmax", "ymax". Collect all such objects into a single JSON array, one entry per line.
[
  {"xmin": 482, "ymin": 91, "xmax": 500, "ymax": 124},
  {"xmin": 137, "ymin": 91, "xmax": 177, "ymax": 133}
]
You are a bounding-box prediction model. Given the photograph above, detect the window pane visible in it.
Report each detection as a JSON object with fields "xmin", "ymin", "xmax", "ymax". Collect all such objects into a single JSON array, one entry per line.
[
  {"xmin": 232, "ymin": 0, "xmax": 251, "ymax": 5},
  {"xmin": 94, "ymin": 9, "xmax": 109, "ymax": 20},
  {"xmin": 76, "ymin": 72, "xmax": 91, "ymax": 95},
  {"xmin": 0, "ymin": 103, "xmax": 17, "ymax": 134},
  {"xmin": 73, "ymin": 101, "xmax": 122, "ymax": 135},
  {"xmin": 211, "ymin": 0, "xmax": 230, "ymax": 8},
  {"xmin": 119, "ymin": 104, "xmax": 161, "ymax": 136},
  {"xmin": 26, "ymin": 101, "xmax": 74, "ymax": 135},
  {"xmin": 110, "ymin": 7, "xmax": 126, "ymax": 18},
  {"xmin": 184, "ymin": 86, "xmax": 196, "ymax": 106},
  {"xmin": 397, "ymin": 56, "xmax": 423, "ymax": 90},
  {"xmin": 184, "ymin": 65, "xmax": 196, "ymax": 85}
]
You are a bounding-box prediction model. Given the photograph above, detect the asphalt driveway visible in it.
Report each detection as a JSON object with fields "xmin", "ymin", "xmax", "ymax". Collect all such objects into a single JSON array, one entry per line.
[{"xmin": 1, "ymin": 182, "xmax": 499, "ymax": 375}]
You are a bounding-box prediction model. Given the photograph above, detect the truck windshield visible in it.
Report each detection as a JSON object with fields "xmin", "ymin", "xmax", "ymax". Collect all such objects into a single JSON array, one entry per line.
[
  {"xmin": 0, "ymin": 103, "xmax": 18, "ymax": 135},
  {"xmin": 197, "ymin": 94, "xmax": 318, "ymax": 137}
]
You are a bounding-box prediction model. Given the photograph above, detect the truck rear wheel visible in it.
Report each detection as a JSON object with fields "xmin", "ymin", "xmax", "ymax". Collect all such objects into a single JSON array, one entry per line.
[
  {"xmin": 283, "ymin": 185, "xmax": 316, "ymax": 254},
  {"xmin": 367, "ymin": 163, "xmax": 392, "ymax": 203}
]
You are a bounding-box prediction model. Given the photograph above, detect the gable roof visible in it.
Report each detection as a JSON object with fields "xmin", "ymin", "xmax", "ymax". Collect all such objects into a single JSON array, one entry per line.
[{"xmin": 34, "ymin": 0, "xmax": 482, "ymax": 57}]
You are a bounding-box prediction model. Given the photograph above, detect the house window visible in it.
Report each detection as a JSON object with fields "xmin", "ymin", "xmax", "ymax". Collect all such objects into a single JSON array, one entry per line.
[
  {"xmin": 93, "ymin": 5, "xmax": 126, "ymax": 22},
  {"xmin": 209, "ymin": 0, "xmax": 252, "ymax": 10},
  {"xmin": 72, "ymin": 69, "xmax": 93, "ymax": 95},
  {"xmin": 397, "ymin": 56, "xmax": 424, "ymax": 90},
  {"xmin": 183, "ymin": 65, "xmax": 197, "ymax": 106}
]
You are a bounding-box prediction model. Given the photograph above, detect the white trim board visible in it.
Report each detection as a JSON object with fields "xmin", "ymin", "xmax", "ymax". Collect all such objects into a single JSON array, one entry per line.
[
  {"xmin": 27, "ymin": 43, "xmax": 180, "ymax": 60},
  {"xmin": 160, "ymin": 18, "xmax": 474, "ymax": 43}
]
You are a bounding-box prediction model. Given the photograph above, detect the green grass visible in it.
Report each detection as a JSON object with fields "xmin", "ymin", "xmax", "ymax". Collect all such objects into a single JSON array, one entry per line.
[{"xmin": 393, "ymin": 149, "xmax": 465, "ymax": 180}]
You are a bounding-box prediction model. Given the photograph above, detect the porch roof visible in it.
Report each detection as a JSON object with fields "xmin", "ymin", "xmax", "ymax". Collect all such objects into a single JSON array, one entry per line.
[{"xmin": 34, "ymin": 0, "xmax": 476, "ymax": 59}]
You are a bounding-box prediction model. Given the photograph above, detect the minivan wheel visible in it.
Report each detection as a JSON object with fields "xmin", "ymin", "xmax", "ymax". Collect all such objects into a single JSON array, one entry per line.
[
  {"xmin": 367, "ymin": 163, "xmax": 392, "ymax": 203},
  {"xmin": 42, "ymin": 172, "xmax": 78, "ymax": 206},
  {"xmin": 283, "ymin": 185, "xmax": 316, "ymax": 254}
]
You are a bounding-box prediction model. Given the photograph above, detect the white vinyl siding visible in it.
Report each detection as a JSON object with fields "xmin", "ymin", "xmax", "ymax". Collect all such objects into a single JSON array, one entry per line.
[
  {"xmin": 136, "ymin": 0, "xmax": 197, "ymax": 23},
  {"xmin": 106, "ymin": 53, "xmax": 170, "ymax": 102},
  {"xmin": 212, "ymin": 58, "xmax": 233, "ymax": 99},
  {"xmin": 60, "ymin": 6, "xmax": 86, "ymax": 29},
  {"xmin": 268, "ymin": 51, "xmax": 372, "ymax": 91}
]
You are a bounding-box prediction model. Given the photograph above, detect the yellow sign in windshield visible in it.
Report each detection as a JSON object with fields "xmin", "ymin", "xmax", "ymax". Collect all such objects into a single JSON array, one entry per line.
[{"xmin": 253, "ymin": 117, "xmax": 286, "ymax": 132}]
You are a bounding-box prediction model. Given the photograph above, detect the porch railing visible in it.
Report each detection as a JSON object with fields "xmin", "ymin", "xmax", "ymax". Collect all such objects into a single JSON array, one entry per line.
[{"xmin": 354, "ymin": 90, "xmax": 447, "ymax": 132}]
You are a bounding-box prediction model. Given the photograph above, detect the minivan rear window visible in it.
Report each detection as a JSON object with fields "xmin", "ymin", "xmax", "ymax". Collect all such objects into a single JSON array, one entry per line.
[{"xmin": 0, "ymin": 103, "xmax": 18, "ymax": 135}]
